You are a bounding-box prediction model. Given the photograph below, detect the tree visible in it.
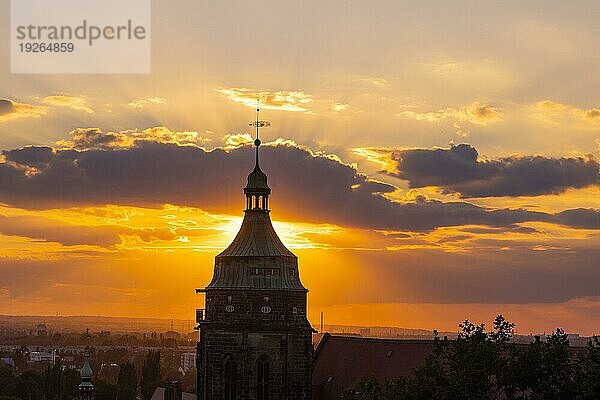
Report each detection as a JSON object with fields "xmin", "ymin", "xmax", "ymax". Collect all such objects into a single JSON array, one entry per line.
[
  {"xmin": 344, "ymin": 315, "xmax": 598, "ymax": 400},
  {"xmin": 43, "ymin": 362, "xmax": 64, "ymax": 400},
  {"xmin": 404, "ymin": 315, "xmax": 517, "ymax": 400},
  {"xmin": 575, "ymin": 336, "xmax": 600, "ymax": 399},
  {"xmin": 13, "ymin": 369, "xmax": 44, "ymax": 400},
  {"xmin": 510, "ymin": 328, "xmax": 573, "ymax": 399},
  {"xmin": 140, "ymin": 350, "xmax": 161, "ymax": 400},
  {"xmin": 94, "ymin": 378, "xmax": 119, "ymax": 400},
  {"xmin": 117, "ymin": 361, "xmax": 138, "ymax": 400},
  {"xmin": 0, "ymin": 367, "xmax": 17, "ymax": 397}
]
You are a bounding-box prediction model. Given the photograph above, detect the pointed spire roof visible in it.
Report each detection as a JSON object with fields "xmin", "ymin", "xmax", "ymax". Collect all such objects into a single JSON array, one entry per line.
[
  {"xmin": 216, "ymin": 210, "xmax": 295, "ymax": 258},
  {"xmin": 79, "ymin": 351, "xmax": 94, "ymax": 388},
  {"xmin": 204, "ymin": 104, "xmax": 307, "ymax": 291}
]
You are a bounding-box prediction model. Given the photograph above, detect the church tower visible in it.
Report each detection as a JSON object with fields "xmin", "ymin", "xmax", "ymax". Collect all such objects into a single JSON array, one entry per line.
[
  {"xmin": 78, "ymin": 350, "xmax": 94, "ymax": 400},
  {"xmin": 195, "ymin": 108, "xmax": 314, "ymax": 400}
]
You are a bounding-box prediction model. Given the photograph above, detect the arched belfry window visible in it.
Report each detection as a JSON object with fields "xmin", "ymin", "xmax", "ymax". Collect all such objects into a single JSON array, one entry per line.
[
  {"xmin": 223, "ymin": 355, "xmax": 237, "ymax": 400},
  {"xmin": 257, "ymin": 356, "xmax": 270, "ymax": 400}
]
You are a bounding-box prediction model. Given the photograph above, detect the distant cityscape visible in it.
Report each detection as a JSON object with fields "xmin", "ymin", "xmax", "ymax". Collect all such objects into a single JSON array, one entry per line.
[
  {"xmin": 0, "ymin": 314, "xmax": 592, "ymax": 345},
  {"xmin": 0, "ymin": 314, "xmax": 596, "ymax": 400}
]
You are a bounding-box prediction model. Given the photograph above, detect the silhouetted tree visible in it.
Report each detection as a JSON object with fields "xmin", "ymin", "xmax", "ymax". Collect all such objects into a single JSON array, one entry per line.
[
  {"xmin": 344, "ymin": 315, "xmax": 600, "ymax": 400},
  {"xmin": 117, "ymin": 361, "xmax": 138, "ymax": 400},
  {"xmin": 0, "ymin": 367, "xmax": 17, "ymax": 397},
  {"xmin": 94, "ymin": 378, "xmax": 118, "ymax": 400},
  {"xmin": 512, "ymin": 328, "xmax": 575, "ymax": 399},
  {"xmin": 575, "ymin": 336, "xmax": 600, "ymax": 399},
  {"xmin": 13, "ymin": 369, "xmax": 44, "ymax": 400},
  {"xmin": 43, "ymin": 363, "xmax": 64, "ymax": 400},
  {"xmin": 140, "ymin": 350, "xmax": 161, "ymax": 400}
]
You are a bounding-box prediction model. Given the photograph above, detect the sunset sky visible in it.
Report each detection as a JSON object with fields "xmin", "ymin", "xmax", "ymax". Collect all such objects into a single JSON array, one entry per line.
[{"xmin": 1, "ymin": 0, "xmax": 600, "ymax": 335}]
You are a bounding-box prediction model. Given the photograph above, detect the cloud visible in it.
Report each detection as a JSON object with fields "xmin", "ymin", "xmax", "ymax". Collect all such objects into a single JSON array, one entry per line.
[
  {"xmin": 56, "ymin": 127, "xmax": 207, "ymax": 150},
  {"xmin": 0, "ymin": 212, "xmax": 185, "ymax": 248},
  {"xmin": 398, "ymin": 101, "xmax": 502, "ymax": 136},
  {"xmin": 127, "ymin": 97, "xmax": 167, "ymax": 109},
  {"xmin": 356, "ymin": 143, "xmax": 600, "ymax": 198},
  {"xmin": 554, "ymin": 208, "xmax": 600, "ymax": 229},
  {"xmin": 399, "ymin": 101, "xmax": 502, "ymax": 125},
  {"xmin": 583, "ymin": 108, "xmax": 600, "ymax": 122},
  {"xmin": 0, "ymin": 99, "xmax": 48, "ymax": 122},
  {"xmin": 217, "ymin": 87, "xmax": 313, "ymax": 112},
  {"xmin": 223, "ymin": 133, "xmax": 254, "ymax": 148},
  {"xmin": 466, "ymin": 102, "xmax": 502, "ymax": 124},
  {"xmin": 354, "ymin": 77, "xmax": 391, "ymax": 87},
  {"xmin": 2, "ymin": 146, "xmax": 56, "ymax": 169},
  {"xmin": 0, "ymin": 214, "xmax": 122, "ymax": 247},
  {"xmin": 1, "ymin": 132, "xmax": 598, "ymax": 232},
  {"xmin": 43, "ymin": 95, "xmax": 94, "ymax": 114},
  {"xmin": 332, "ymin": 103, "xmax": 349, "ymax": 112},
  {"xmin": 534, "ymin": 100, "xmax": 600, "ymax": 125},
  {"xmin": 338, "ymin": 246, "xmax": 600, "ymax": 305}
]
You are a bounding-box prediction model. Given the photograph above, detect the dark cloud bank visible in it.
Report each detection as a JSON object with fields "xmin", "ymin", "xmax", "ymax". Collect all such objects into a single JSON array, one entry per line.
[
  {"xmin": 0, "ymin": 99, "xmax": 15, "ymax": 116},
  {"xmin": 1, "ymin": 137, "xmax": 599, "ymax": 232},
  {"xmin": 388, "ymin": 143, "xmax": 600, "ymax": 197}
]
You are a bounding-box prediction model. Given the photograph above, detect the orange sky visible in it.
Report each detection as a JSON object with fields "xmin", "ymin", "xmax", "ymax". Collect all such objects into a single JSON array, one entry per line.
[{"xmin": 1, "ymin": 0, "xmax": 600, "ymax": 335}]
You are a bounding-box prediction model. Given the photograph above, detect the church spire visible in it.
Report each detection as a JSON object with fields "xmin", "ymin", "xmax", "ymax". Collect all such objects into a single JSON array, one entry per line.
[
  {"xmin": 245, "ymin": 100, "xmax": 271, "ymax": 211},
  {"xmin": 78, "ymin": 349, "xmax": 94, "ymax": 400}
]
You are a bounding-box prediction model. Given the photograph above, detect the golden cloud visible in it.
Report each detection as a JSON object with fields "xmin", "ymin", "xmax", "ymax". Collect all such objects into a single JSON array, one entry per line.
[
  {"xmin": 56, "ymin": 126, "xmax": 208, "ymax": 150},
  {"xmin": 223, "ymin": 133, "xmax": 254, "ymax": 148},
  {"xmin": 43, "ymin": 95, "xmax": 94, "ymax": 114},
  {"xmin": 0, "ymin": 98, "xmax": 48, "ymax": 122},
  {"xmin": 354, "ymin": 77, "xmax": 391, "ymax": 87},
  {"xmin": 127, "ymin": 97, "xmax": 167, "ymax": 109},
  {"xmin": 582, "ymin": 108, "xmax": 600, "ymax": 123},
  {"xmin": 350, "ymin": 147, "xmax": 399, "ymax": 173},
  {"xmin": 217, "ymin": 87, "xmax": 313, "ymax": 112},
  {"xmin": 534, "ymin": 100, "xmax": 600, "ymax": 125},
  {"xmin": 332, "ymin": 103, "xmax": 349, "ymax": 112},
  {"xmin": 465, "ymin": 102, "xmax": 503, "ymax": 125},
  {"xmin": 398, "ymin": 101, "xmax": 502, "ymax": 136}
]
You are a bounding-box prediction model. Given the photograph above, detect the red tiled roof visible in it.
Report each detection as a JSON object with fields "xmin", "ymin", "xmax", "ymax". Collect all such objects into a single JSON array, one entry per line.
[{"xmin": 312, "ymin": 334, "xmax": 433, "ymax": 400}]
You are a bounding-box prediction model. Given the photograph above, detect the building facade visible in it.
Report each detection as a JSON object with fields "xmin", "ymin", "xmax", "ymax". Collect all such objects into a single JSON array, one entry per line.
[
  {"xmin": 195, "ymin": 130, "xmax": 314, "ymax": 400},
  {"xmin": 180, "ymin": 352, "xmax": 196, "ymax": 373}
]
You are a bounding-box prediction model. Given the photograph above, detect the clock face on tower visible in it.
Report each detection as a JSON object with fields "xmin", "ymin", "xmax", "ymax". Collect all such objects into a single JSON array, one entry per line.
[{"xmin": 260, "ymin": 305, "xmax": 272, "ymax": 314}]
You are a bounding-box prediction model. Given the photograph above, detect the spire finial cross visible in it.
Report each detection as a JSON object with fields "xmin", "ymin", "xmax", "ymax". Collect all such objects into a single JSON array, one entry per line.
[{"xmin": 249, "ymin": 99, "xmax": 271, "ymax": 167}]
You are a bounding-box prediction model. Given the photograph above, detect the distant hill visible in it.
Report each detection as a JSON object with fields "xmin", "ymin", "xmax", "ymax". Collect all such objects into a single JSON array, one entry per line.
[{"xmin": 0, "ymin": 314, "xmax": 195, "ymax": 334}]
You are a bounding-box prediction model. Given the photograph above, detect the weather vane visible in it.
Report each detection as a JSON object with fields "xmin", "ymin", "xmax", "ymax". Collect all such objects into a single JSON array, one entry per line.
[{"xmin": 249, "ymin": 99, "xmax": 270, "ymax": 147}]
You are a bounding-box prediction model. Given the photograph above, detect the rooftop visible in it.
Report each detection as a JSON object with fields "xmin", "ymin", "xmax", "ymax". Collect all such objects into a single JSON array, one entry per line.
[{"xmin": 312, "ymin": 334, "xmax": 433, "ymax": 400}]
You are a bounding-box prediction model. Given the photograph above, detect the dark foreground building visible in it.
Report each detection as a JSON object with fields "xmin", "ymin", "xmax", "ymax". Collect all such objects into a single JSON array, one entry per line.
[
  {"xmin": 312, "ymin": 334, "xmax": 433, "ymax": 400},
  {"xmin": 195, "ymin": 126, "xmax": 314, "ymax": 399}
]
